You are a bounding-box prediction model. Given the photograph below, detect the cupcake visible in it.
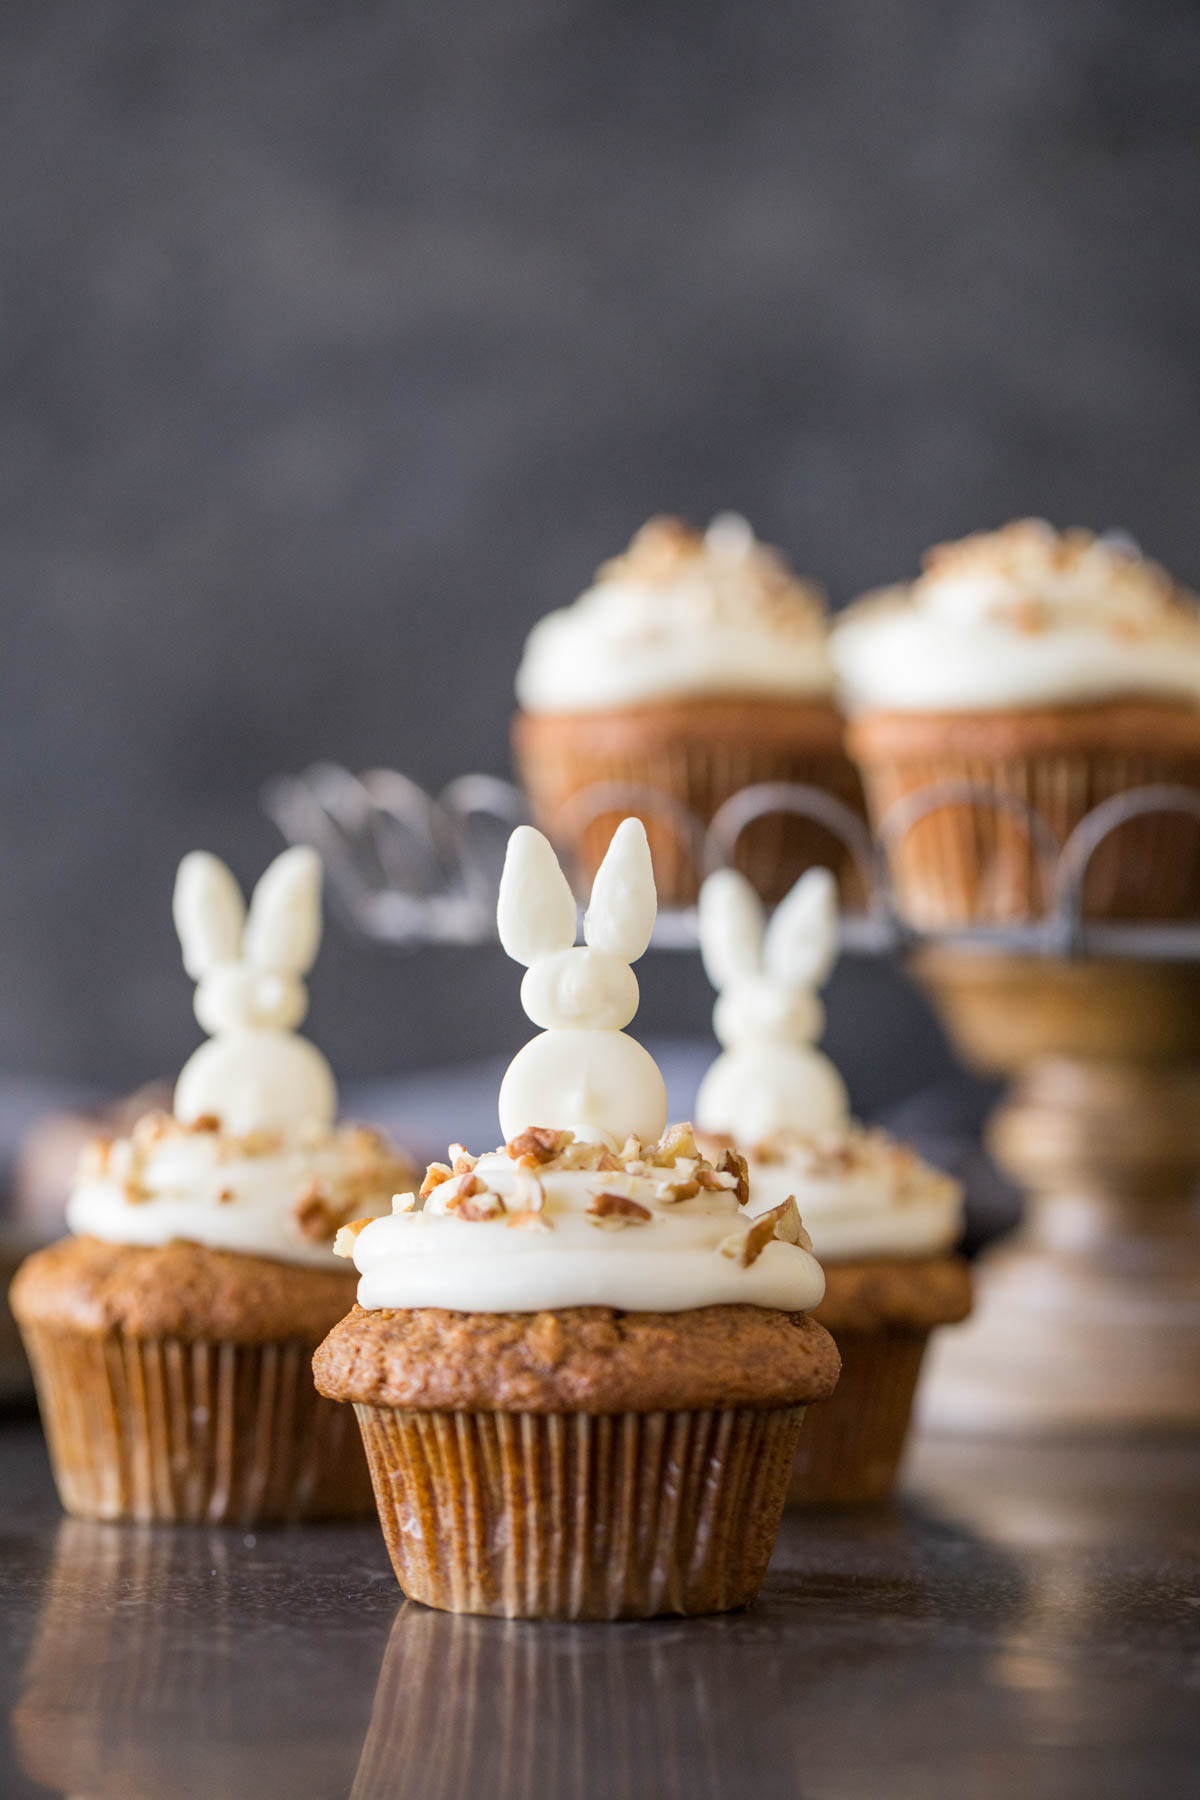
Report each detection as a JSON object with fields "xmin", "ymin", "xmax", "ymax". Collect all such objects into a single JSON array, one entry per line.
[
  {"xmin": 513, "ymin": 513, "xmax": 868, "ymax": 905},
  {"xmin": 694, "ymin": 864, "xmax": 970, "ymax": 1505},
  {"xmin": 832, "ymin": 519, "xmax": 1200, "ymax": 925},
  {"xmin": 314, "ymin": 818, "xmax": 839, "ymax": 1619},
  {"xmin": 11, "ymin": 847, "xmax": 416, "ymax": 1525}
]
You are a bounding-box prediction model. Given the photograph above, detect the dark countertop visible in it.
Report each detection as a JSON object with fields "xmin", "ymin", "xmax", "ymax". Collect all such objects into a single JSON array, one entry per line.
[{"xmin": 1, "ymin": 1416, "xmax": 1197, "ymax": 1800}]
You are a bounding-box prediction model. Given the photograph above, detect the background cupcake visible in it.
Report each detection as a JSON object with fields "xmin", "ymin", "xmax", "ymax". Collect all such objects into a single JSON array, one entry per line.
[
  {"xmin": 832, "ymin": 519, "xmax": 1200, "ymax": 925},
  {"xmin": 694, "ymin": 864, "xmax": 970, "ymax": 1505},
  {"xmin": 11, "ymin": 847, "xmax": 415, "ymax": 1525},
  {"xmin": 513, "ymin": 513, "xmax": 868, "ymax": 906},
  {"xmin": 314, "ymin": 819, "xmax": 839, "ymax": 1618}
]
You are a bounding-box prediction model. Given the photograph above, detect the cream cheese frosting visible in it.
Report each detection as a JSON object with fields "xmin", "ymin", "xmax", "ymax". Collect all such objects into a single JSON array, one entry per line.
[
  {"xmin": 515, "ymin": 513, "xmax": 834, "ymax": 713},
  {"xmin": 729, "ymin": 1127, "xmax": 963, "ymax": 1263},
  {"xmin": 338, "ymin": 1127, "xmax": 826, "ymax": 1315},
  {"xmin": 66, "ymin": 1112, "xmax": 416, "ymax": 1270},
  {"xmin": 831, "ymin": 519, "xmax": 1200, "ymax": 714}
]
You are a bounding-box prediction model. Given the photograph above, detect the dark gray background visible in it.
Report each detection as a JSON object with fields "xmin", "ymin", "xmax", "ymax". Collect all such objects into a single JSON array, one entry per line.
[{"xmin": 3, "ymin": 0, "xmax": 1199, "ymax": 1106}]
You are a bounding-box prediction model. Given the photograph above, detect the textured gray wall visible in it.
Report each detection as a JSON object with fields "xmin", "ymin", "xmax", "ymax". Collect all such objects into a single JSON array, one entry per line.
[{"xmin": 3, "ymin": 0, "xmax": 1199, "ymax": 1098}]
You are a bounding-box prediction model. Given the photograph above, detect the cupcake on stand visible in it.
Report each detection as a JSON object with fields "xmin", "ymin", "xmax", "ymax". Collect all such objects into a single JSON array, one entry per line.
[
  {"xmin": 513, "ymin": 513, "xmax": 866, "ymax": 904},
  {"xmin": 11, "ymin": 846, "xmax": 415, "ymax": 1525},
  {"xmin": 695, "ymin": 864, "xmax": 971, "ymax": 1505},
  {"xmin": 315, "ymin": 817, "xmax": 840, "ymax": 1618}
]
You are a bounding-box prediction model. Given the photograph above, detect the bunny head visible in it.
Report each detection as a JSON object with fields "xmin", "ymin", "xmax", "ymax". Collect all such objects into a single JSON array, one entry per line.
[
  {"xmin": 694, "ymin": 866, "xmax": 849, "ymax": 1146},
  {"xmin": 172, "ymin": 847, "xmax": 337, "ymax": 1135},
  {"xmin": 496, "ymin": 819, "xmax": 668, "ymax": 1147}
]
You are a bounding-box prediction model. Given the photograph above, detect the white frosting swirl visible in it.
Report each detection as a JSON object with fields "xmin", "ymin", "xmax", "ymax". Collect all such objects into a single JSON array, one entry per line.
[
  {"xmin": 66, "ymin": 1114, "xmax": 412, "ymax": 1270},
  {"xmin": 832, "ymin": 520, "xmax": 1200, "ymax": 713},
  {"xmin": 343, "ymin": 1136, "xmax": 826, "ymax": 1315},
  {"xmin": 516, "ymin": 514, "xmax": 833, "ymax": 713},
  {"xmin": 736, "ymin": 1127, "xmax": 962, "ymax": 1262}
]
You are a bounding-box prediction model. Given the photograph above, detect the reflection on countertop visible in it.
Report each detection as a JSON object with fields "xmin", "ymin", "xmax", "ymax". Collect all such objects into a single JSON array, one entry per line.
[{"xmin": 2, "ymin": 1423, "xmax": 1198, "ymax": 1800}]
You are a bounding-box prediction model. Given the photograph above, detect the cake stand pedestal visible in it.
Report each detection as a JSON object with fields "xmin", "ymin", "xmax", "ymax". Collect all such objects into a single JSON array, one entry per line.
[{"xmin": 913, "ymin": 951, "xmax": 1200, "ymax": 1432}]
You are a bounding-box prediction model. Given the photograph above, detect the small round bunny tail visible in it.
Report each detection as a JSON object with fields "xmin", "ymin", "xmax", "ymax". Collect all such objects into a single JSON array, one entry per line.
[
  {"xmin": 698, "ymin": 869, "xmax": 765, "ymax": 992},
  {"xmin": 173, "ymin": 853, "xmax": 246, "ymax": 979},
  {"xmin": 583, "ymin": 818, "xmax": 656, "ymax": 962},
  {"xmin": 497, "ymin": 826, "xmax": 578, "ymax": 966},
  {"xmin": 764, "ymin": 867, "xmax": 839, "ymax": 989},
  {"xmin": 243, "ymin": 846, "xmax": 323, "ymax": 974}
]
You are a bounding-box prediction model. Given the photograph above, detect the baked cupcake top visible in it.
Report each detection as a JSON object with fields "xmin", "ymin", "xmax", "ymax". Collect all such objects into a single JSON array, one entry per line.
[
  {"xmin": 694, "ymin": 863, "xmax": 963, "ymax": 1262},
  {"xmin": 336, "ymin": 1125, "xmax": 825, "ymax": 1314},
  {"xmin": 515, "ymin": 513, "xmax": 833, "ymax": 713},
  {"xmin": 831, "ymin": 518, "xmax": 1200, "ymax": 713},
  {"xmin": 335, "ymin": 818, "xmax": 825, "ymax": 1315},
  {"xmin": 66, "ymin": 846, "xmax": 413, "ymax": 1270}
]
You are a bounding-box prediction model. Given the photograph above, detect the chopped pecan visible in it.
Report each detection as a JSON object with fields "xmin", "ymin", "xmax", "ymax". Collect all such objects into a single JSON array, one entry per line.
[
  {"xmin": 658, "ymin": 1177, "xmax": 700, "ymax": 1204},
  {"xmin": 188, "ymin": 1113, "xmax": 222, "ymax": 1133},
  {"xmin": 391, "ymin": 1191, "xmax": 416, "ymax": 1214},
  {"xmin": 293, "ymin": 1183, "xmax": 342, "ymax": 1243},
  {"xmin": 736, "ymin": 1211, "xmax": 779, "ymax": 1268},
  {"xmin": 442, "ymin": 1172, "xmax": 484, "ymax": 1209},
  {"xmin": 717, "ymin": 1147, "xmax": 751, "ymax": 1207},
  {"xmin": 734, "ymin": 1198, "xmax": 808, "ymax": 1266},
  {"xmin": 507, "ymin": 1208, "xmax": 552, "ymax": 1231},
  {"xmin": 449, "ymin": 1144, "xmax": 478, "ymax": 1173},
  {"xmin": 652, "ymin": 1122, "xmax": 699, "ymax": 1165},
  {"xmin": 333, "ymin": 1216, "xmax": 376, "ymax": 1258},
  {"xmin": 587, "ymin": 1191, "xmax": 653, "ymax": 1227},
  {"xmin": 696, "ymin": 1167, "xmax": 739, "ymax": 1191},
  {"xmin": 506, "ymin": 1127, "xmax": 573, "ymax": 1165},
  {"xmin": 217, "ymin": 1187, "xmax": 235, "ymax": 1206},
  {"xmin": 419, "ymin": 1162, "xmax": 454, "ymax": 1199},
  {"xmin": 456, "ymin": 1188, "xmax": 506, "ymax": 1221}
]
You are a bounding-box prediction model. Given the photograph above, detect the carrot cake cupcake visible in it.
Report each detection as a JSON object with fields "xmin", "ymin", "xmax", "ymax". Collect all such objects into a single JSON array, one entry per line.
[
  {"xmin": 695, "ymin": 863, "xmax": 970, "ymax": 1504},
  {"xmin": 513, "ymin": 513, "xmax": 867, "ymax": 904},
  {"xmin": 314, "ymin": 818, "xmax": 839, "ymax": 1618},
  {"xmin": 832, "ymin": 519, "xmax": 1200, "ymax": 924},
  {"xmin": 11, "ymin": 847, "xmax": 415, "ymax": 1525}
]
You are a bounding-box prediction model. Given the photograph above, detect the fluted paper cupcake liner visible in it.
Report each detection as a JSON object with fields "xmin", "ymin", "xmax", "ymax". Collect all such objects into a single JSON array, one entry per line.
[
  {"xmin": 355, "ymin": 1402, "xmax": 806, "ymax": 1618},
  {"xmin": 20, "ymin": 1322, "xmax": 374, "ymax": 1524},
  {"xmin": 786, "ymin": 1328, "xmax": 928, "ymax": 1507},
  {"xmin": 515, "ymin": 718, "xmax": 867, "ymax": 906},
  {"xmin": 857, "ymin": 746, "xmax": 1200, "ymax": 926}
]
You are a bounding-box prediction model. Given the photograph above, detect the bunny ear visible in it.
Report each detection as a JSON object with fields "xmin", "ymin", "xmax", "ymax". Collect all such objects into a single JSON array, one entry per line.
[
  {"xmin": 173, "ymin": 853, "xmax": 246, "ymax": 979},
  {"xmin": 763, "ymin": 867, "xmax": 839, "ymax": 988},
  {"xmin": 497, "ymin": 826, "xmax": 578, "ymax": 966},
  {"xmin": 243, "ymin": 847, "xmax": 324, "ymax": 973},
  {"xmin": 583, "ymin": 818, "xmax": 657, "ymax": 962},
  {"xmin": 697, "ymin": 869, "xmax": 765, "ymax": 991}
]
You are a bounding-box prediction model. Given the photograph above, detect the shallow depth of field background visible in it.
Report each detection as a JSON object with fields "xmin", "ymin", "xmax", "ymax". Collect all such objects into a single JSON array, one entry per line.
[{"xmin": 3, "ymin": 1, "xmax": 1199, "ymax": 1109}]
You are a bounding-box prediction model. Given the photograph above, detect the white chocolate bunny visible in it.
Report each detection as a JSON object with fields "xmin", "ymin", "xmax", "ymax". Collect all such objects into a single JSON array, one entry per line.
[
  {"xmin": 496, "ymin": 818, "xmax": 668, "ymax": 1148},
  {"xmin": 694, "ymin": 866, "xmax": 850, "ymax": 1148},
  {"xmin": 172, "ymin": 846, "xmax": 337, "ymax": 1135}
]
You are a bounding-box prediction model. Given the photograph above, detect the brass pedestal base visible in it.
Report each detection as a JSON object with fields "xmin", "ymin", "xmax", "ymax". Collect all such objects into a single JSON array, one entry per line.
[{"xmin": 914, "ymin": 952, "xmax": 1200, "ymax": 1433}]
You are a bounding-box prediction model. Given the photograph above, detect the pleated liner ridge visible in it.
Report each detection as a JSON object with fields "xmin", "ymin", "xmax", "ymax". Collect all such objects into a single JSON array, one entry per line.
[
  {"xmin": 786, "ymin": 1327, "xmax": 928, "ymax": 1507},
  {"xmin": 355, "ymin": 1403, "xmax": 807, "ymax": 1619},
  {"xmin": 858, "ymin": 747, "xmax": 1200, "ymax": 926},
  {"xmin": 21, "ymin": 1323, "xmax": 374, "ymax": 1524}
]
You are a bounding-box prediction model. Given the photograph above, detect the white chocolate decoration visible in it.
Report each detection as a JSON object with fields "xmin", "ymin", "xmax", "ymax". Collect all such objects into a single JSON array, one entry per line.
[
  {"xmin": 497, "ymin": 819, "xmax": 668, "ymax": 1148},
  {"xmin": 341, "ymin": 1131, "xmax": 826, "ymax": 1315},
  {"xmin": 172, "ymin": 847, "xmax": 337, "ymax": 1135},
  {"xmin": 515, "ymin": 514, "xmax": 834, "ymax": 713},
  {"xmin": 831, "ymin": 519, "xmax": 1200, "ymax": 713},
  {"xmin": 694, "ymin": 866, "xmax": 849, "ymax": 1148},
  {"xmin": 734, "ymin": 1127, "xmax": 963, "ymax": 1262}
]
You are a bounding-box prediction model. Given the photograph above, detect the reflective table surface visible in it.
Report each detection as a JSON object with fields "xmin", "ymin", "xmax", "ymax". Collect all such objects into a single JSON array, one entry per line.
[{"xmin": 2, "ymin": 1415, "xmax": 1198, "ymax": 1799}]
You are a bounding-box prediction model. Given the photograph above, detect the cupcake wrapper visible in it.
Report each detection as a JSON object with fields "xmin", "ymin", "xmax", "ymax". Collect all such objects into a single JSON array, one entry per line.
[
  {"xmin": 20, "ymin": 1322, "xmax": 374, "ymax": 1524},
  {"xmin": 786, "ymin": 1329, "xmax": 928, "ymax": 1507},
  {"xmin": 516, "ymin": 731, "xmax": 867, "ymax": 907},
  {"xmin": 857, "ymin": 746, "xmax": 1200, "ymax": 926},
  {"xmin": 355, "ymin": 1403, "xmax": 806, "ymax": 1619}
]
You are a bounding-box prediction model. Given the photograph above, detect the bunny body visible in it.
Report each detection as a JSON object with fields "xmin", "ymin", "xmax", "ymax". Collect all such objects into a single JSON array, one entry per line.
[
  {"xmin": 172, "ymin": 847, "xmax": 337, "ymax": 1136},
  {"xmin": 694, "ymin": 866, "xmax": 850, "ymax": 1148},
  {"xmin": 496, "ymin": 819, "xmax": 667, "ymax": 1148}
]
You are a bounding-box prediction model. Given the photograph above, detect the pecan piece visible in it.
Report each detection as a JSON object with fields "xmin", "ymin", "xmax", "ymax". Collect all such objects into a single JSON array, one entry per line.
[
  {"xmin": 506, "ymin": 1127, "xmax": 574, "ymax": 1165},
  {"xmin": 457, "ymin": 1188, "xmax": 506, "ymax": 1221},
  {"xmin": 587, "ymin": 1191, "xmax": 653, "ymax": 1227},
  {"xmin": 717, "ymin": 1147, "xmax": 751, "ymax": 1207},
  {"xmin": 419, "ymin": 1162, "xmax": 454, "ymax": 1199},
  {"xmin": 333, "ymin": 1216, "xmax": 376, "ymax": 1258},
  {"xmin": 293, "ymin": 1183, "xmax": 342, "ymax": 1243}
]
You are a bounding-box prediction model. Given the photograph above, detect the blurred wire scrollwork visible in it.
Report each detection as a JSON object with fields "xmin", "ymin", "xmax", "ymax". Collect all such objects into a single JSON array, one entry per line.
[{"xmin": 263, "ymin": 765, "xmax": 1200, "ymax": 962}]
